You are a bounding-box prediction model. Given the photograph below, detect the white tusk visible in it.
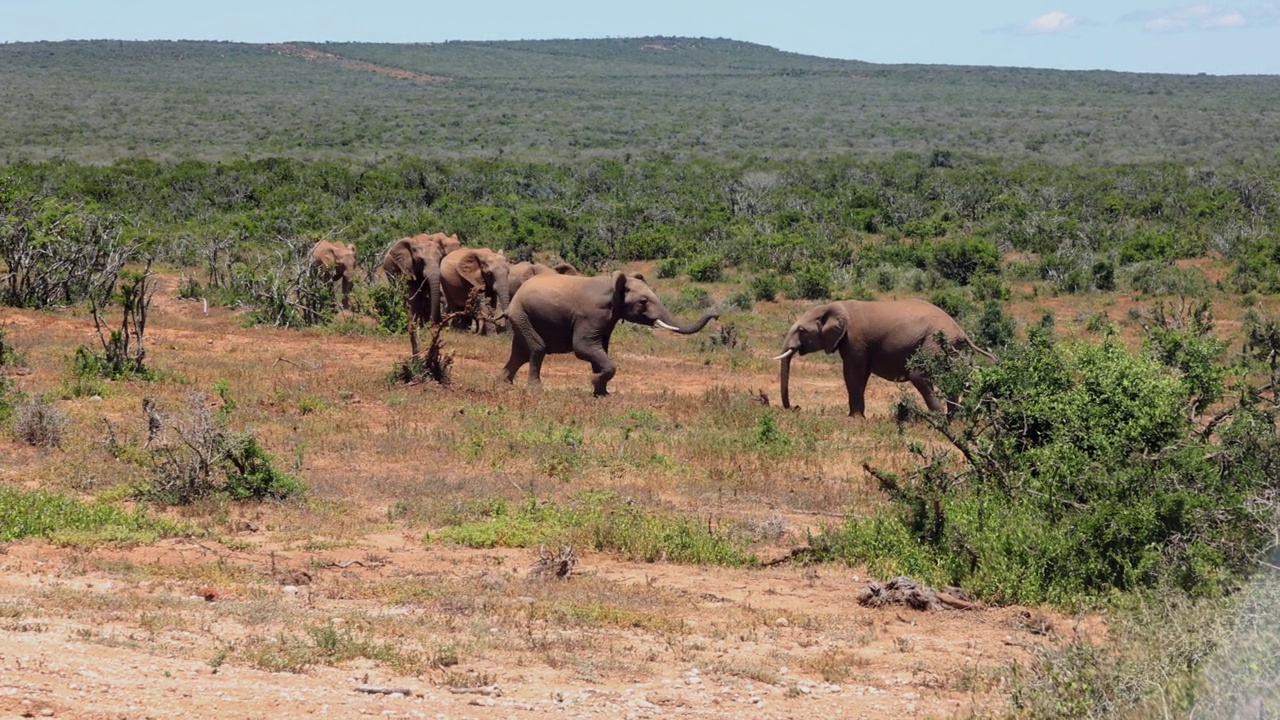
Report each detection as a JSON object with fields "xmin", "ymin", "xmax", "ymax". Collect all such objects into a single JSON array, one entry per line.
[
  {"xmin": 773, "ymin": 349, "xmax": 796, "ymax": 361},
  {"xmin": 655, "ymin": 320, "xmax": 681, "ymax": 331}
]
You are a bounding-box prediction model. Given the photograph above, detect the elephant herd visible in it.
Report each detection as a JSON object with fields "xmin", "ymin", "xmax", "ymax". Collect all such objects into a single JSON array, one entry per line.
[{"xmin": 311, "ymin": 235, "xmax": 994, "ymax": 415}]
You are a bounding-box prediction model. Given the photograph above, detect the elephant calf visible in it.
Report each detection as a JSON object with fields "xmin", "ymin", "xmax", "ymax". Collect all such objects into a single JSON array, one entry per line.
[
  {"xmin": 776, "ymin": 299, "xmax": 995, "ymax": 418},
  {"xmin": 310, "ymin": 240, "xmax": 357, "ymax": 310},
  {"xmin": 502, "ymin": 271, "xmax": 718, "ymax": 396}
]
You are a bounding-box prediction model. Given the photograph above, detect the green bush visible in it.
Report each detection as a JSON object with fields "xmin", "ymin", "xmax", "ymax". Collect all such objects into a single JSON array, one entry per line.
[
  {"xmin": 928, "ymin": 235, "xmax": 999, "ymax": 285},
  {"xmin": 655, "ymin": 258, "xmax": 683, "ymax": 279},
  {"xmin": 749, "ymin": 273, "xmax": 779, "ymax": 302},
  {"xmin": 790, "ymin": 263, "xmax": 834, "ymax": 300},
  {"xmin": 928, "ymin": 287, "xmax": 974, "ymax": 322},
  {"xmin": 669, "ymin": 286, "xmax": 713, "ymax": 314},
  {"xmin": 685, "ymin": 254, "xmax": 724, "ymax": 283},
  {"xmin": 814, "ymin": 318, "xmax": 1279, "ymax": 605},
  {"xmin": 973, "ymin": 301, "xmax": 1016, "ymax": 349}
]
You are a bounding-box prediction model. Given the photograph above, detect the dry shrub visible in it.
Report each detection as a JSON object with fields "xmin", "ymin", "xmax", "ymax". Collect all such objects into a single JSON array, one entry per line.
[{"xmin": 14, "ymin": 396, "xmax": 68, "ymax": 448}]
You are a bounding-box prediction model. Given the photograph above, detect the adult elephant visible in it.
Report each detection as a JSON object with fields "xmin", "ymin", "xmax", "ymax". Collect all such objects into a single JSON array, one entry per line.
[
  {"xmin": 381, "ymin": 232, "xmax": 462, "ymax": 354},
  {"xmin": 776, "ymin": 299, "xmax": 995, "ymax": 417},
  {"xmin": 440, "ymin": 247, "xmax": 512, "ymax": 335},
  {"xmin": 507, "ymin": 261, "xmax": 580, "ymax": 299},
  {"xmin": 310, "ymin": 240, "xmax": 357, "ymax": 310},
  {"xmin": 502, "ymin": 271, "xmax": 719, "ymax": 396}
]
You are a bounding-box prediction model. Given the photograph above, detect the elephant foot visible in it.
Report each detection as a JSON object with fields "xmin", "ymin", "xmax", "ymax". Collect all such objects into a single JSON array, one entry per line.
[{"xmin": 592, "ymin": 386, "xmax": 610, "ymax": 397}]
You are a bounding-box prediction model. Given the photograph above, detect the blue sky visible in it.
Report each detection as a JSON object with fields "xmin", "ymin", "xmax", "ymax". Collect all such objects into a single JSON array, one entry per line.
[{"xmin": 2, "ymin": 1, "xmax": 1277, "ymax": 75}]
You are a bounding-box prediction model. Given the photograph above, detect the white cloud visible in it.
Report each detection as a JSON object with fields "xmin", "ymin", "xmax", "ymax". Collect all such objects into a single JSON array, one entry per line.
[
  {"xmin": 1023, "ymin": 10, "xmax": 1078, "ymax": 34},
  {"xmin": 1121, "ymin": 3, "xmax": 1279, "ymax": 32}
]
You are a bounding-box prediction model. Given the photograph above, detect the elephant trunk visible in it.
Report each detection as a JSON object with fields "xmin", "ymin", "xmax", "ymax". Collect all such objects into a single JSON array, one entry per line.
[
  {"xmin": 426, "ymin": 263, "xmax": 442, "ymax": 325},
  {"xmin": 655, "ymin": 309, "xmax": 719, "ymax": 335},
  {"xmin": 779, "ymin": 350, "xmax": 794, "ymax": 409}
]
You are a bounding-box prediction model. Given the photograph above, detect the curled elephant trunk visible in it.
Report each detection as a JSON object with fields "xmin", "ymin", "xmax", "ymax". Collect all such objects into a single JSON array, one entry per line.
[{"xmin": 655, "ymin": 309, "xmax": 719, "ymax": 335}]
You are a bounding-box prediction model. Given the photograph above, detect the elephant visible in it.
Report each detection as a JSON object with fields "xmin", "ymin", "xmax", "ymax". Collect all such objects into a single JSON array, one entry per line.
[
  {"xmin": 502, "ymin": 271, "xmax": 720, "ymax": 396},
  {"xmin": 775, "ymin": 299, "xmax": 996, "ymax": 418},
  {"xmin": 310, "ymin": 240, "xmax": 357, "ymax": 310},
  {"xmin": 381, "ymin": 232, "xmax": 462, "ymax": 355},
  {"xmin": 440, "ymin": 247, "xmax": 512, "ymax": 335},
  {"xmin": 507, "ymin": 261, "xmax": 580, "ymax": 299}
]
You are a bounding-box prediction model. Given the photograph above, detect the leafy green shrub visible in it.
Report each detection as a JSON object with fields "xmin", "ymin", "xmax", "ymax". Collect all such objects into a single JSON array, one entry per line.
[
  {"xmin": 749, "ymin": 273, "xmax": 779, "ymax": 302},
  {"xmin": 1126, "ymin": 261, "xmax": 1211, "ymax": 297},
  {"xmin": 969, "ymin": 273, "xmax": 1011, "ymax": 302},
  {"xmin": 368, "ymin": 282, "xmax": 409, "ymax": 335},
  {"xmin": 685, "ymin": 254, "xmax": 725, "ymax": 283},
  {"xmin": 1091, "ymin": 260, "xmax": 1117, "ymax": 291},
  {"xmin": 790, "ymin": 263, "xmax": 834, "ymax": 300},
  {"xmin": 928, "ymin": 235, "xmax": 999, "ymax": 285},
  {"xmin": 927, "ymin": 287, "xmax": 974, "ymax": 322},
  {"xmin": 0, "ymin": 376, "xmax": 20, "ymax": 428},
  {"xmin": 725, "ymin": 291, "xmax": 754, "ymax": 311},
  {"xmin": 814, "ymin": 318, "xmax": 1278, "ymax": 605},
  {"xmin": 139, "ymin": 391, "xmax": 305, "ymax": 504},
  {"xmin": 655, "ymin": 258, "xmax": 683, "ymax": 279},
  {"xmin": 669, "ymin": 286, "xmax": 713, "ymax": 314},
  {"xmin": 973, "ymin": 301, "xmax": 1016, "ymax": 349}
]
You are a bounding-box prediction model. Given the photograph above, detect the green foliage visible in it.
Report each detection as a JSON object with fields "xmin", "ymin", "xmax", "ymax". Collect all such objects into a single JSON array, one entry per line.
[
  {"xmin": 0, "ymin": 486, "xmax": 173, "ymax": 544},
  {"xmin": 669, "ymin": 286, "xmax": 713, "ymax": 314},
  {"xmin": 435, "ymin": 492, "xmax": 755, "ymax": 566},
  {"xmin": 928, "ymin": 235, "xmax": 999, "ymax": 285},
  {"xmin": 973, "ymin": 301, "xmax": 1016, "ymax": 349},
  {"xmin": 367, "ymin": 282, "xmax": 408, "ymax": 335},
  {"xmin": 655, "ymin": 258, "xmax": 683, "ymax": 279},
  {"xmin": 139, "ymin": 390, "xmax": 305, "ymax": 505},
  {"xmin": 815, "ymin": 322, "xmax": 1276, "ymax": 605},
  {"xmin": 725, "ymin": 290, "xmax": 754, "ymax": 311},
  {"xmin": 927, "ymin": 287, "xmax": 975, "ymax": 322},
  {"xmin": 685, "ymin": 254, "xmax": 725, "ymax": 283},
  {"xmin": 0, "ymin": 326, "xmax": 25, "ymax": 369},
  {"xmin": 749, "ymin": 273, "xmax": 779, "ymax": 302},
  {"xmin": 790, "ymin": 262, "xmax": 834, "ymax": 300}
]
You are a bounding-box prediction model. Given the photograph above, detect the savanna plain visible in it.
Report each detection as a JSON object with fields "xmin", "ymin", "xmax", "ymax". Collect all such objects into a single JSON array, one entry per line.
[{"xmin": 3, "ymin": 37, "xmax": 1280, "ymax": 720}]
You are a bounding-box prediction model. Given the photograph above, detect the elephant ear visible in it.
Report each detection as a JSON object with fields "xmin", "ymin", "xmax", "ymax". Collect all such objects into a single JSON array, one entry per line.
[
  {"xmin": 455, "ymin": 250, "xmax": 482, "ymax": 279},
  {"xmin": 628, "ymin": 271, "xmax": 647, "ymax": 284},
  {"xmin": 819, "ymin": 306, "xmax": 848, "ymax": 354},
  {"xmin": 610, "ymin": 271, "xmax": 629, "ymax": 317}
]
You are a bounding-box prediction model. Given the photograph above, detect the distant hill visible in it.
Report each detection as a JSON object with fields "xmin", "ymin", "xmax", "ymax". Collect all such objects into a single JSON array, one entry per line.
[{"xmin": 2, "ymin": 37, "xmax": 1277, "ymax": 165}]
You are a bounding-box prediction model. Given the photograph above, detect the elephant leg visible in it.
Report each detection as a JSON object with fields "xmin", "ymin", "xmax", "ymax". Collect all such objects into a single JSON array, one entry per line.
[
  {"xmin": 340, "ymin": 276, "xmax": 352, "ymax": 310},
  {"xmin": 574, "ymin": 343, "xmax": 616, "ymax": 397},
  {"xmin": 408, "ymin": 318, "xmax": 421, "ymax": 358},
  {"xmin": 503, "ymin": 334, "xmax": 531, "ymax": 385},
  {"xmin": 908, "ymin": 370, "xmax": 945, "ymax": 413},
  {"xmin": 527, "ymin": 350, "xmax": 547, "ymax": 389},
  {"xmin": 843, "ymin": 361, "xmax": 871, "ymax": 418}
]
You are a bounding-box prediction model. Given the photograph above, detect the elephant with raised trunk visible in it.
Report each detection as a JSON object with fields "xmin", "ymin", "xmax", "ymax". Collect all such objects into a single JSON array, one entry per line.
[
  {"xmin": 440, "ymin": 247, "xmax": 511, "ymax": 335},
  {"xmin": 508, "ymin": 261, "xmax": 580, "ymax": 299},
  {"xmin": 310, "ymin": 240, "xmax": 357, "ymax": 310},
  {"xmin": 382, "ymin": 232, "xmax": 462, "ymax": 355},
  {"xmin": 502, "ymin": 271, "xmax": 719, "ymax": 396},
  {"xmin": 776, "ymin": 299, "xmax": 995, "ymax": 418}
]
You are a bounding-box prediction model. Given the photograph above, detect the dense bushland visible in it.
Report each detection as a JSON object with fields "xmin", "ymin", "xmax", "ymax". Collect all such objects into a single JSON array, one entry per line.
[
  {"xmin": 815, "ymin": 305, "xmax": 1280, "ymax": 606},
  {"xmin": 3, "ymin": 155, "xmax": 1278, "ymax": 302}
]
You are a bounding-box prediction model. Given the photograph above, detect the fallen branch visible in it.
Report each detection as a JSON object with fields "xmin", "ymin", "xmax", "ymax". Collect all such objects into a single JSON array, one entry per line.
[
  {"xmin": 448, "ymin": 685, "xmax": 503, "ymax": 697},
  {"xmin": 355, "ymin": 685, "xmax": 414, "ymax": 696}
]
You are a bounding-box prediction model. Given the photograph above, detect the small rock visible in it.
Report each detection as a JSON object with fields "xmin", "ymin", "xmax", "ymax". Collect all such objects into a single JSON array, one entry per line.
[
  {"xmin": 282, "ymin": 585, "xmax": 298, "ymax": 595},
  {"xmin": 773, "ymin": 617, "xmax": 789, "ymax": 627}
]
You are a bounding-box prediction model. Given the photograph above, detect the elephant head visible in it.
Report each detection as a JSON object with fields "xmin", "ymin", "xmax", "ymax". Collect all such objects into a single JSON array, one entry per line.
[
  {"xmin": 382, "ymin": 232, "xmax": 461, "ymax": 328},
  {"xmin": 312, "ymin": 240, "xmax": 358, "ymax": 309},
  {"xmin": 776, "ymin": 302, "xmax": 849, "ymax": 410},
  {"xmin": 612, "ymin": 272, "xmax": 719, "ymax": 334},
  {"xmin": 446, "ymin": 248, "xmax": 512, "ymax": 333}
]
